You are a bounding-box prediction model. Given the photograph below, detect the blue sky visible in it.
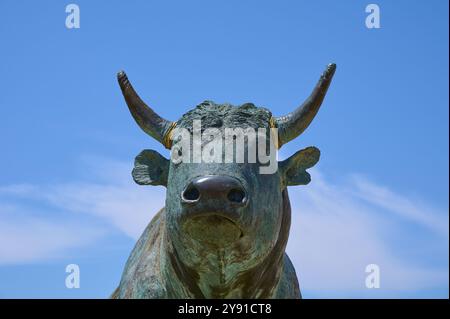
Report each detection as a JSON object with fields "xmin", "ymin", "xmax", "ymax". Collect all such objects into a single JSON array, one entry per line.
[{"xmin": 0, "ymin": 0, "xmax": 448, "ymax": 298}]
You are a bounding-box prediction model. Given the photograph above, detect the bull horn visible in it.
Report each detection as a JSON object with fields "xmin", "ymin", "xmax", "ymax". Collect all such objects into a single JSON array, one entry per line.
[
  {"xmin": 117, "ymin": 71, "xmax": 174, "ymax": 148},
  {"xmin": 275, "ymin": 63, "xmax": 336, "ymax": 147}
]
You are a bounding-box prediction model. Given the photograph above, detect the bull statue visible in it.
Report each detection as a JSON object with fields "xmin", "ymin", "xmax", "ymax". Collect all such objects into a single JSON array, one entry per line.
[{"xmin": 112, "ymin": 64, "xmax": 336, "ymax": 299}]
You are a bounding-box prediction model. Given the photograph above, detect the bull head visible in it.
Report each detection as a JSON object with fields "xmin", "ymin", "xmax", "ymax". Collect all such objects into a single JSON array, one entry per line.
[{"xmin": 117, "ymin": 64, "xmax": 336, "ymax": 298}]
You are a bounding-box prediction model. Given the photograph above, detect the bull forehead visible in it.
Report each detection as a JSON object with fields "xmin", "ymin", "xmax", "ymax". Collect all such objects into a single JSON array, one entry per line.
[{"xmin": 175, "ymin": 101, "xmax": 273, "ymax": 132}]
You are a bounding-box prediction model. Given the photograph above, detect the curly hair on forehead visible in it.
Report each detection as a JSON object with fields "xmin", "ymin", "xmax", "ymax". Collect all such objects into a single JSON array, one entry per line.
[{"xmin": 176, "ymin": 100, "xmax": 273, "ymax": 133}]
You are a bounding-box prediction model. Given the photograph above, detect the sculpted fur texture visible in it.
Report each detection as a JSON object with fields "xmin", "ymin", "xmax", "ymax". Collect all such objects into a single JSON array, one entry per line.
[{"xmin": 112, "ymin": 63, "xmax": 336, "ymax": 299}]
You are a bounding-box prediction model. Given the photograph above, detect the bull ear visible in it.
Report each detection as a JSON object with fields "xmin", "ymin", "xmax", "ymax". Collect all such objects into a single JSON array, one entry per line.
[
  {"xmin": 132, "ymin": 149, "xmax": 169, "ymax": 186},
  {"xmin": 279, "ymin": 146, "xmax": 320, "ymax": 186}
]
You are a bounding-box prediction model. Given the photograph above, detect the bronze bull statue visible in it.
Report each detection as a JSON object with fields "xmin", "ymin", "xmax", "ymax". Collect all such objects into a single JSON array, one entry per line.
[{"xmin": 111, "ymin": 63, "xmax": 336, "ymax": 298}]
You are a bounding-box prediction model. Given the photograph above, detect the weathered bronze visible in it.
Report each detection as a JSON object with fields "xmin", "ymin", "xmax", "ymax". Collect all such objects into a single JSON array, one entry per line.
[{"xmin": 112, "ymin": 64, "xmax": 336, "ymax": 299}]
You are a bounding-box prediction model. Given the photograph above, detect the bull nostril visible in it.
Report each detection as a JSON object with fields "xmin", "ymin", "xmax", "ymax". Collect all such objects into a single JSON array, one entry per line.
[
  {"xmin": 227, "ymin": 189, "xmax": 246, "ymax": 203},
  {"xmin": 183, "ymin": 187, "xmax": 200, "ymax": 201}
]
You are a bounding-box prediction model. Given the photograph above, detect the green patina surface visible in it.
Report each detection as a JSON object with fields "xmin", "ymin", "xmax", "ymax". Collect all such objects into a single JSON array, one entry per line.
[{"xmin": 113, "ymin": 64, "xmax": 335, "ymax": 299}]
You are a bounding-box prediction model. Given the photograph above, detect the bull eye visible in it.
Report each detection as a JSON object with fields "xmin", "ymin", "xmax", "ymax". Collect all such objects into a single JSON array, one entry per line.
[
  {"xmin": 227, "ymin": 189, "xmax": 246, "ymax": 203},
  {"xmin": 211, "ymin": 118, "xmax": 223, "ymax": 128},
  {"xmin": 182, "ymin": 186, "xmax": 200, "ymax": 201}
]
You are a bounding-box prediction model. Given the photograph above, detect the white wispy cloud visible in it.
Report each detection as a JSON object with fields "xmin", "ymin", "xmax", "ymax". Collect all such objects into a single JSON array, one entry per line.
[
  {"xmin": 0, "ymin": 204, "xmax": 105, "ymax": 264},
  {"xmin": 0, "ymin": 158, "xmax": 162, "ymax": 241},
  {"xmin": 286, "ymin": 170, "xmax": 448, "ymax": 297},
  {"xmin": 0, "ymin": 158, "xmax": 448, "ymax": 297},
  {"xmin": 350, "ymin": 175, "xmax": 448, "ymax": 236}
]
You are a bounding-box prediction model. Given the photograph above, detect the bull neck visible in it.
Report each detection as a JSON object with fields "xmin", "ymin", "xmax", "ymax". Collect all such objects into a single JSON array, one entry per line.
[{"xmin": 160, "ymin": 191, "xmax": 291, "ymax": 298}]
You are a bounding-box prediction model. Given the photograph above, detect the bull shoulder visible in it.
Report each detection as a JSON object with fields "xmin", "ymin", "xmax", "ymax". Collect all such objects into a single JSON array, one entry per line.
[
  {"xmin": 273, "ymin": 253, "xmax": 301, "ymax": 299},
  {"xmin": 111, "ymin": 208, "xmax": 167, "ymax": 299}
]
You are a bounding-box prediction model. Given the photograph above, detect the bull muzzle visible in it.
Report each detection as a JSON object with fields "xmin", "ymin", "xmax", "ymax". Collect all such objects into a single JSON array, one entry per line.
[
  {"xmin": 180, "ymin": 175, "xmax": 248, "ymax": 246},
  {"xmin": 182, "ymin": 175, "xmax": 247, "ymax": 206}
]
